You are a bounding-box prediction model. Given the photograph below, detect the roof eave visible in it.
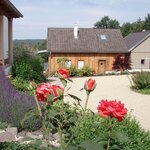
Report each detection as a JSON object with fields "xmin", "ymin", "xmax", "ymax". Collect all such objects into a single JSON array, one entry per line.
[
  {"xmin": 129, "ymin": 34, "xmax": 150, "ymax": 52},
  {"xmin": 0, "ymin": 0, "xmax": 23, "ymax": 18},
  {"xmin": 50, "ymin": 51, "xmax": 129, "ymax": 54}
]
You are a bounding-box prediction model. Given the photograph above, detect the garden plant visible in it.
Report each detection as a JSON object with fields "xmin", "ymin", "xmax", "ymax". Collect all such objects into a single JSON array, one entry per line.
[
  {"xmin": 131, "ymin": 71, "xmax": 150, "ymax": 94},
  {"xmin": 1, "ymin": 67, "xmax": 150, "ymax": 149},
  {"xmin": 32, "ymin": 67, "xmax": 150, "ymax": 150}
]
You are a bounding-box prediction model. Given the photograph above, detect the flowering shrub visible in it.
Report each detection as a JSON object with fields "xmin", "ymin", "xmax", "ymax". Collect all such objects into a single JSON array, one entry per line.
[
  {"xmin": 7, "ymin": 66, "xmax": 149, "ymax": 150},
  {"xmin": 36, "ymin": 83, "xmax": 64, "ymax": 102},
  {"xmin": 33, "ymin": 67, "xmax": 127, "ymax": 149},
  {"xmin": 97, "ymin": 100, "xmax": 127, "ymax": 122},
  {"xmin": 0, "ymin": 67, "xmax": 36, "ymax": 127}
]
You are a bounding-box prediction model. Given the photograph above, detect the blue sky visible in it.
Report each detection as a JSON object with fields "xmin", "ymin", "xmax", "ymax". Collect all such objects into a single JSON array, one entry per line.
[{"xmin": 11, "ymin": 0, "xmax": 150, "ymax": 39}]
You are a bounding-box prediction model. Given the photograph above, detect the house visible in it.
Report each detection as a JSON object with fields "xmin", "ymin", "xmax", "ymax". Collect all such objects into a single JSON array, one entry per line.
[
  {"xmin": 0, "ymin": 0, "xmax": 23, "ymax": 66},
  {"xmin": 124, "ymin": 30, "xmax": 150, "ymax": 70},
  {"xmin": 47, "ymin": 27, "xmax": 128, "ymax": 74}
]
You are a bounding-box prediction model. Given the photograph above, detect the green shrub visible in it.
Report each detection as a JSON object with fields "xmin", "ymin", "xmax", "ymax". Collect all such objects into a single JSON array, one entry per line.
[
  {"xmin": 10, "ymin": 77, "xmax": 29, "ymax": 92},
  {"xmin": 0, "ymin": 121, "xmax": 9, "ymax": 129},
  {"xmin": 21, "ymin": 108, "xmax": 42, "ymax": 132},
  {"xmin": 11, "ymin": 55, "xmax": 45, "ymax": 81},
  {"xmin": 78, "ymin": 65, "xmax": 93, "ymax": 77},
  {"xmin": 0, "ymin": 142, "xmax": 41, "ymax": 150},
  {"xmin": 70, "ymin": 114, "xmax": 150, "ymax": 150},
  {"xmin": 132, "ymin": 72, "xmax": 150, "ymax": 89},
  {"xmin": 69, "ymin": 66, "xmax": 78, "ymax": 77}
]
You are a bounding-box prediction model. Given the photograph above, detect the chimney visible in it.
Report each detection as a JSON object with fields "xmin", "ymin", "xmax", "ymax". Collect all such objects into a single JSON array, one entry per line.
[{"xmin": 74, "ymin": 24, "xmax": 78, "ymax": 39}]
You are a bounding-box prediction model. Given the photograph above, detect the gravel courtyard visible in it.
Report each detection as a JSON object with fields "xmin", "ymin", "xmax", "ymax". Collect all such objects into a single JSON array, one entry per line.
[{"xmin": 63, "ymin": 75, "xmax": 150, "ymax": 131}]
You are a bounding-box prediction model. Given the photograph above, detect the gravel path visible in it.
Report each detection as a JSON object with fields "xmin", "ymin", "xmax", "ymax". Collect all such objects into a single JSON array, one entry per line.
[{"xmin": 63, "ymin": 75, "xmax": 150, "ymax": 131}]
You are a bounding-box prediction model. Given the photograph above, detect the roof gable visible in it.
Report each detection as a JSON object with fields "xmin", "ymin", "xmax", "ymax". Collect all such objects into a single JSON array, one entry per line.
[
  {"xmin": 47, "ymin": 28, "xmax": 128, "ymax": 54},
  {"xmin": 124, "ymin": 30, "xmax": 150, "ymax": 51},
  {"xmin": 0, "ymin": 0, "xmax": 23, "ymax": 18}
]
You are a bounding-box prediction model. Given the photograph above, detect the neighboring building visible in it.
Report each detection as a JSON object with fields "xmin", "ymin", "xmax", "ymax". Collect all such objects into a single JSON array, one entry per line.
[
  {"xmin": 124, "ymin": 31, "xmax": 150, "ymax": 70},
  {"xmin": 0, "ymin": 0, "xmax": 23, "ymax": 66},
  {"xmin": 47, "ymin": 27, "xmax": 128, "ymax": 74}
]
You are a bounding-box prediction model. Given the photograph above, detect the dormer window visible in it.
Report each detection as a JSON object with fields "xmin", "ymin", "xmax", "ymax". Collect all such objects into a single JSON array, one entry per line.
[{"xmin": 100, "ymin": 34, "xmax": 107, "ymax": 41}]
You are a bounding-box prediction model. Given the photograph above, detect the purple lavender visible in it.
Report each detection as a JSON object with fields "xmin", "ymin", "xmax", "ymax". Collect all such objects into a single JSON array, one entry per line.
[{"xmin": 0, "ymin": 67, "xmax": 36, "ymax": 127}]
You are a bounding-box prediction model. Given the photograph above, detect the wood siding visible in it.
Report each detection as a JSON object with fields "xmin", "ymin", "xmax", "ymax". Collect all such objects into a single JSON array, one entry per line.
[{"xmin": 48, "ymin": 53, "xmax": 120, "ymax": 74}]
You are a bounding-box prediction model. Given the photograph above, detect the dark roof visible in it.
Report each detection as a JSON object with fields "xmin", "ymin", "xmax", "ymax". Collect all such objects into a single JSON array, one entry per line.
[
  {"xmin": 124, "ymin": 30, "xmax": 150, "ymax": 51},
  {"xmin": 47, "ymin": 28, "xmax": 128, "ymax": 54},
  {"xmin": 0, "ymin": 0, "xmax": 23, "ymax": 18}
]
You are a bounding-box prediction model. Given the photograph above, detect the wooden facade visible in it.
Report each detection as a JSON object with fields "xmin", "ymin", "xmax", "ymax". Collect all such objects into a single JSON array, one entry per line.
[
  {"xmin": 48, "ymin": 53, "xmax": 121, "ymax": 74},
  {"xmin": 47, "ymin": 28, "xmax": 128, "ymax": 74}
]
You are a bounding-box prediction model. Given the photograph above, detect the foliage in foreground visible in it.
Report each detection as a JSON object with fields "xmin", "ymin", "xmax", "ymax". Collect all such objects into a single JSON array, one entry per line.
[
  {"xmin": 10, "ymin": 77, "xmax": 30, "ymax": 92},
  {"xmin": 132, "ymin": 72, "xmax": 150, "ymax": 90},
  {"xmin": 0, "ymin": 142, "xmax": 42, "ymax": 150},
  {"xmin": 1, "ymin": 67, "xmax": 150, "ymax": 150},
  {"xmin": 70, "ymin": 114, "xmax": 150, "ymax": 150},
  {"xmin": 0, "ymin": 67, "xmax": 36, "ymax": 128},
  {"xmin": 0, "ymin": 121, "xmax": 9, "ymax": 129}
]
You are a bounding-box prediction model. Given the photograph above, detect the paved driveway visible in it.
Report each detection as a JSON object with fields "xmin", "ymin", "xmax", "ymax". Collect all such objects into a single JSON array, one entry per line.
[{"xmin": 64, "ymin": 75, "xmax": 150, "ymax": 131}]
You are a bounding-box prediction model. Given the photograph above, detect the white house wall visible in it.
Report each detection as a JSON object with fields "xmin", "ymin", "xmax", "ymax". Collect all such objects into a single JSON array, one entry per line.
[
  {"xmin": 3, "ymin": 16, "xmax": 9, "ymax": 59},
  {"xmin": 0, "ymin": 16, "xmax": 9, "ymax": 60},
  {"xmin": 0, "ymin": 16, "xmax": 3, "ymax": 60},
  {"xmin": 131, "ymin": 37, "xmax": 150, "ymax": 69}
]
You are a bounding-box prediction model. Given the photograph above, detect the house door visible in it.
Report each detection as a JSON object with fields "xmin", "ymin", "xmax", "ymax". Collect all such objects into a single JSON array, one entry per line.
[{"xmin": 98, "ymin": 60, "xmax": 106, "ymax": 74}]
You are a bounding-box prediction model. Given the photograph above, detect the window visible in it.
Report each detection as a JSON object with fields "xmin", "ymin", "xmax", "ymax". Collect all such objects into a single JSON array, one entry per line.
[
  {"xmin": 65, "ymin": 60, "xmax": 72, "ymax": 68},
  {"xmin": 78, "ymin": 60, "xmax": 84, "ymax": 69},
  {"xmin": 141, "ymin": 59, "xmax": 145, "ymax": 65},
  {"xmin": 100, "ymin": 34, "xmax": 107, "ymax": 41}
]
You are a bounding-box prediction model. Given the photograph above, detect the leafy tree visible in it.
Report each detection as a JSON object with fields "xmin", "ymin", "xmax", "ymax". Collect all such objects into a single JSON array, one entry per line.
[
  {"xmin": 144, "ymin": 13, "xmax": 150, "ymax": 30},
  {"xmin": 121, "ymin": 22, "xmax": 134, "ymax": 37},
  {"xmin": 94, "ymin": 16, "xmax": 120, "ymax": 29},
  {"xmin": 113, "ymin": 54, "xmax": 131, "ymax": 71},
  {"xmin": 121, "ymin": 18, "xmax": 144, "ymax": 37}
]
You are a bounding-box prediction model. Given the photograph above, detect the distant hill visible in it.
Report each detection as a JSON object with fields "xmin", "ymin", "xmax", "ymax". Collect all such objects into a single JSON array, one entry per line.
[
  {"xmin": 13, "ymin": 39, "xmax": 47, "ymax": 50},
  {"xmin": 13, "ymin": 39, "xmax": 46, "ymax": 45}
]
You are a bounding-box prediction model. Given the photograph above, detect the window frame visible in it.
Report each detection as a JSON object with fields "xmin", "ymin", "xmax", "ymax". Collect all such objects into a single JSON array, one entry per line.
[
  {"xmin": 100, "ymin": 34, "xmax": 107, "ymax": 41},
  {"xmin": 78, "ymin": 60, "xmax": 84, "ymax": 69},
  {"xmin": 65, "ymin": 60, "xmax": 72, "ymax": 68},
  {"xmin": 141, "ymin": 59, "xmax": 145, "ymax": 65}
]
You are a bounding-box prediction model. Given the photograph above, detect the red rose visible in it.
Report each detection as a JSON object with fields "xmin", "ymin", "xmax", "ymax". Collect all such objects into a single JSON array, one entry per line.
[
  {"xmin": 57, "ymin": 68, "xmax": 70, "ymax": 79},
  {"xmin": 36, "ymin": 83, "xmax": 64, "ymax": 103},
  {"xmin": 51, "ymin": 85, "xmax": 64, "ymax": 101},
  {"xmin": 97, "ymin": 100, "xmax": 127, "ymax": 122},
  {"xmin": 84, "ymin": 79, "xmax": 96, "ymax": 93}
]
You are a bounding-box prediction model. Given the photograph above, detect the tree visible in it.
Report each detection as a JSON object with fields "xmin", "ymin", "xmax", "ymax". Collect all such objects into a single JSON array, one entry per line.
[
  {"xmin": 144, "ymin": 13, "xmax": 150, "ymax": 30},
  {"xmin": 121, "ymin": 22, "xmax": 134, "ymax": 37},
  {"xmin": 94, "ymin": 16, "xmax": 120, "ymax": 29},
  {"xmin": 113, "ymin": 54, "xmax": 131, "ymax": 71},
  {"xmin": 121, "ymin": 18, "xmax": 144, "ymax": 37}
]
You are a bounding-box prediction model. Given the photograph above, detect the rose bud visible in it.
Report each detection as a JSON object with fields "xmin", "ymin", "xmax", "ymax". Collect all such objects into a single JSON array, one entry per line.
[
  {"xmin": 57, "ymin": 68, "xmax": 70, "ymax": 79},
  {"xmin": 84, "ymin": 78, "xmax": 96, "ymax": 93}
]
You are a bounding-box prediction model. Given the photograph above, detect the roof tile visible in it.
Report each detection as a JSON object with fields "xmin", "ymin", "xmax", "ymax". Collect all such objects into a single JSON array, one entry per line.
[{"xmin": 47, "ymin": 28, "xmax": 128, "ymax": 53}]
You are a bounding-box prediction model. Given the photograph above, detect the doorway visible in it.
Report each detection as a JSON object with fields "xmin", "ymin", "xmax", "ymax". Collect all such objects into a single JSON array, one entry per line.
[{"xmin": 98, "ymin": 60, "xmax": 106, "ymax": 74}]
